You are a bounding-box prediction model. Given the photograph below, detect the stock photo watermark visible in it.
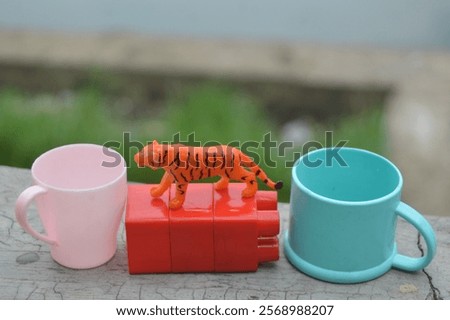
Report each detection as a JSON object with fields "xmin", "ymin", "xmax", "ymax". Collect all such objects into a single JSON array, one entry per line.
[{"xmin": 101, "ymin": 131, "xmax": 349, "ymax": 169}]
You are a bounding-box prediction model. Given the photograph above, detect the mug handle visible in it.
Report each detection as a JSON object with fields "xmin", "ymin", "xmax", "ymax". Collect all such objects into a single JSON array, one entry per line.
[
  {"xmin": 392, "ymin": 202, "xmax": 436, "ymax": 272},
  {"xmin": 15, "ymin": 185, "xmax": 57, "ymax": 245}
]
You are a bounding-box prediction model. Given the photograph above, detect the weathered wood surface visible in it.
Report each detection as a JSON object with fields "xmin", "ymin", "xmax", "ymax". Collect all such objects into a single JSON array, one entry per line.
[{"xmin": 0, "ymin": 165, "xmax": 448, "ymax": 300}]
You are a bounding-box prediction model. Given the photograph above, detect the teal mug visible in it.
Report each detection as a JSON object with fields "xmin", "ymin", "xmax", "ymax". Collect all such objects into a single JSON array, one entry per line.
[{"xmin": 284, "ymin": 148, "xmax": 436, "ymax": 284}]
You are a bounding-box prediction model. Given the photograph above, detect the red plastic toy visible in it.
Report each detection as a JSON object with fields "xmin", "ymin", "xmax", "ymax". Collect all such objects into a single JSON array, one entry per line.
[
  {"xmin": 125, "ymin": 183, "xmax": 279, "ymax": 274},
  {"xmin": 134, "ymin": 141, "xmax": 282, "ymax": 209}
]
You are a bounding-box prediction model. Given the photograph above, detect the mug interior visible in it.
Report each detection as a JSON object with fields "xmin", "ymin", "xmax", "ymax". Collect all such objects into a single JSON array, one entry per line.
[
  {"xmin": 295, "ymin": 148, "xmax": 401, "ymax": 202},
  {"xmin": 32, "ymin": 144, "xmax": 125, "ymax": 190}
]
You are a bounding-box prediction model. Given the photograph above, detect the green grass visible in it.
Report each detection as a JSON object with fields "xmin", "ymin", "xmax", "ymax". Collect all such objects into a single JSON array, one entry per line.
[{"xmin": 0, "ymin": 83, "xmax": 386, "ymax": 203}]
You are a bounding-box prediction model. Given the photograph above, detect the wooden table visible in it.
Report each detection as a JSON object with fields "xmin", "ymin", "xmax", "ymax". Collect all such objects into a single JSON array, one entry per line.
[{"xmin": 1, "ymin": 165, "xmax": 448, "ymax": 300}]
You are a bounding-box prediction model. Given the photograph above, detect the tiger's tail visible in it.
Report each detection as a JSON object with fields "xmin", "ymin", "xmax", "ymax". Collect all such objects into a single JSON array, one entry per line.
[{"xmin": 239, "ymin": 151, "xmax": 283, "ymax": 190}]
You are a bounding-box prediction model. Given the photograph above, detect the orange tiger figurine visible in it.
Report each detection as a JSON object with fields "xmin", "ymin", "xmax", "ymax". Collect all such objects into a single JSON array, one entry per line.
[{"xmin": 134, "ymin": 140, "xmax": 283, "ymax": 209}]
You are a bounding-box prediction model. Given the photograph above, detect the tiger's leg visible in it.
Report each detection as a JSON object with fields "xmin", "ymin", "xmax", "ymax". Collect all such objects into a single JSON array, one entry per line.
[
  {"xmin": 229, "ymin": 167, "xmax": 257, "ymax": 198},
  {"xmin": 214, "ymin": 175, "xmax": 229, "ymax": 190},
  {"xmin": 150, "ymin": 171, "xmax": 173, "ymax": 198},
  {"xmin": 169, "ymin": 182, "xmax": 188, "ymax": 209}
]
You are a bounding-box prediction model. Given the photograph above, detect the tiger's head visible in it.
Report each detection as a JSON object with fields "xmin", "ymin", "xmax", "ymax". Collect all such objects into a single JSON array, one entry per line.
[{"xmin": 134, "ymin": 140, "xmax": 167, "ymax": 170}]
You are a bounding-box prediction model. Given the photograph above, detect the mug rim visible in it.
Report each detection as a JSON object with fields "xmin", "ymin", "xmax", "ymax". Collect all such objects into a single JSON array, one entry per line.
[
  {"xmin": 31, "ymin": 143, "xmax": 126, "ymax": 192},
  {"xmin": 292, "ymin": 147, "xmax": 403, "ymax": 206}
]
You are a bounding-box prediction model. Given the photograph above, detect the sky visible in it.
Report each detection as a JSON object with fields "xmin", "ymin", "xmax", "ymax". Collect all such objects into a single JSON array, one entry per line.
[{"xmin": 1, "ymin": 0, "xmax": 450, "ymax": 50}]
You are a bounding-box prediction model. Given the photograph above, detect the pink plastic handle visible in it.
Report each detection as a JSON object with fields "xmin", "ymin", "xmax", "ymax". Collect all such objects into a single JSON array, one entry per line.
[{"xmin": 15, "ymin": 185, "xmax": 57, "ymax": 245}]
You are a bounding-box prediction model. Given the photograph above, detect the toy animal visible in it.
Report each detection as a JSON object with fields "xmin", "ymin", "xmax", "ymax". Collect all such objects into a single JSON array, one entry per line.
[{"xmin": 134, "ymin": 140, "xmax": 283, "ymax": 209}]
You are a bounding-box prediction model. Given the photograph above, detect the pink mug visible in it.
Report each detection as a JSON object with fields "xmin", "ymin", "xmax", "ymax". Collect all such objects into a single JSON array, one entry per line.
[{"xmin": 15, "ymin": 144, "xmax": 127, "ymax": 269}]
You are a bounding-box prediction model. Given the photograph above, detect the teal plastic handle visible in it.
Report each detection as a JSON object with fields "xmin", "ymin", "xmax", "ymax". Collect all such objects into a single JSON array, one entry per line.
[{"xmin": 392, "ymin": 202, "xmax": 437, "ymax": 272}]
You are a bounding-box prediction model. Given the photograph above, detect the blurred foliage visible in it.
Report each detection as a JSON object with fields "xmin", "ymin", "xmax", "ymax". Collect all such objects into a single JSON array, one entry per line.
[
  {"xmin": 0, "ymin": 88, "xmax": 120, "ymax": 167},
  {"xmin": 161, "ymin": 83, "xmax": 272, "ymax": 143},
  {"xmin": 313, "ymin": 107, "xmax": 387, "ymax": 156},
  {"xmin": 0, "ymin": 82, "xmax": 386, "ymax": 203}
]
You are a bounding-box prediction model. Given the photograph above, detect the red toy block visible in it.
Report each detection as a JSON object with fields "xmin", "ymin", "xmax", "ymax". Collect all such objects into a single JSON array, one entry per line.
[
  {"xmin": 126, "ymin": 185, "xmax": 171, "ymax": 274},
  {"xmin": 213, "ymin": 184, "xmax": 258, "ymax": 271},
  {"xmin": 214, "ymin": 185, "xmax": 279, "ymax": 272},
  {"xmin": 125, "ymin": 183, "xmax": 279, "ymax": 274},
  {"xmin": 169, "ymin": 183, "xmax": 215, "ymax": 272},
  {"xmin": 255, "ymin": 191, "xmax": 279, "ymax": 263}
]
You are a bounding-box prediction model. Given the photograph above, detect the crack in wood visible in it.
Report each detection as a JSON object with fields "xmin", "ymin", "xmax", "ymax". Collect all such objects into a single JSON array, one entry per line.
[{"xmin": 417, "ymin": 233, "xmax": 442, "ymax": 300}]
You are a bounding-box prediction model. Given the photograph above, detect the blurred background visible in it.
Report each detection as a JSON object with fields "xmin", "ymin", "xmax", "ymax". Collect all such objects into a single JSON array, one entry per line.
[{"xmin": 1, "ymin": 0, "xmax": 449, "ymax": 215}]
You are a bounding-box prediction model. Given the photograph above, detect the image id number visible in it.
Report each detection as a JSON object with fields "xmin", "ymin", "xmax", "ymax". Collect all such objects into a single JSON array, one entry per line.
[{"xmin": 259, "ymin": 305, "xmax": 334, "ymax": 316}]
